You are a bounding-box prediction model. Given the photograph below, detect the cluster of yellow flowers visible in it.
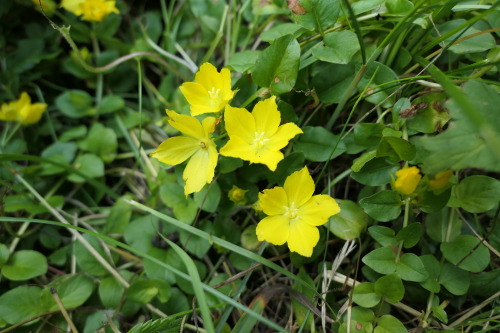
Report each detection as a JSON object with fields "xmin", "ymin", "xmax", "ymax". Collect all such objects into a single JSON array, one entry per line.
[
  {"xmin": 0, "ymin": 92, "xmax": 47, "ymax": 125},
  {"xmin": 61, "ymin": 0, "xmax": 119, "ymax": 22},
  {"xmin": 150, "ymin": 63, "xmax": 341, "ymax": 257}
]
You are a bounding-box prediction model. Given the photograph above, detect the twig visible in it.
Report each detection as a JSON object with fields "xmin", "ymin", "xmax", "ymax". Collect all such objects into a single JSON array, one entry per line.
[{"xmin": 51, "ymin": 288, "xmax": 79, "ymax": 333}]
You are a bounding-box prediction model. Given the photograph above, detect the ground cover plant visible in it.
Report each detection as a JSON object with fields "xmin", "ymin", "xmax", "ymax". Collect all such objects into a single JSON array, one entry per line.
[{"xmin": 0, "ymin": 0, "xmax": 499, "ymax": 332}]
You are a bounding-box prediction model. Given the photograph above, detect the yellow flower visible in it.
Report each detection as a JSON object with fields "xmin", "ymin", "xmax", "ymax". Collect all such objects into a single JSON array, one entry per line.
[
  {"xmin": 219, "ymin": 96, "xmax": 303, "ymax": 171},
  {"xmin": 150, "ymin": 110, "xmax": 218, "ymax": 195},
  {"xmin": 256, "ymin": 167, "xmax": 340, "ymax": 257},
  {"xmin": 179, "ymin": 63, "xmax": 236, "ymax": 116},
  {"xmin": 228, "ymin": 185, "xmax": 248, "ymax": 205},
  {"xmin": 394, "ymin": 166, "xmax": 422, "ymax": 195},
  {"xmin": 0, "ymin": 92, "xmax": 47, "ymax": 125},
  {"xmin": 428, "ymin": 170, "xmax": 453, "ymax": 190},
  {"xmin": 61, "ymin": 0, "xmax": 119, "ymax": 22}
]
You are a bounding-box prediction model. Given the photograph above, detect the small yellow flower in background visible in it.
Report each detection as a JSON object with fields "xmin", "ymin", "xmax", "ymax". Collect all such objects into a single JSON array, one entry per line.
[
  {"xmin": 150, "ymin": 110, "xmax": 218, "ymax": 195},
  {"xmin": 256, "ymin": 167, "xmax": 340, "ymax": 257},
  {"xmin": 219, "ymin": 96, "xmax": 303, "ymax": 171},
  {"xmin": 428, "ymin": 170, "xmax": 453, "ymax": 190},
  {"xmin": 228, "ymin": 185, "xmax": 248, "ymax": 205},
  {"xmin": 32, "ymin": 0, "xmax": 57, "ymax": 16},
  {"xmin": 0, "ymin": 92, "xmax": 47, "ymax": 125},
  {"xmin": 180, "ymin": 63, "xmax": 236, "ymax": 116},
  {"xmin": 61, "ymin": 0, "xmax": 119, "ymax": 22},
  {"xmin": 394, "ymin": 166, "xmax": 422, "ymax": 195}
]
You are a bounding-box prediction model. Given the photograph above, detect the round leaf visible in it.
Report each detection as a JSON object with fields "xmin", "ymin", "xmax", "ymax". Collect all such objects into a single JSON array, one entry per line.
[
  {"xmin": 362, "ymin": 247, "xmax": 397, "ymax": 275},
  {"xmin": 294, "ymin": 126, "xmax": 346, "ymax": 162},
  {"xmin": 359, "ymin": 190, "xmax": 402, "ymax": 222},
  {"xmin": 396, "ymin": 253, "xmax": 428, "ymax": 282},
  {"xmin": 0, "ymin": 286, "xmax": 48, "ymax": 324},
  {"xmin": 374, "ymin": 274, "xmax": 405, "ymax": 303},
  {"xmin": 440, "ymin": 235, "xmax": 490, "ymax": 273},
  {"xmin": 1, "ymin": 250, "xmax": 48, "ymax": 281},
  {"xmin": 375, "ymin": 315, "xmax": 408, "ymax": 333},
  {"xmin": 438, "ymin": 263, "xmax": 470, "ymax": 295},
  {"xmin": 353, "ymin": 282, "xmax": 380, "ymax": 308},
  {"xmin": 452, "ymin": 175, "xmax": 500, "ymax": 213},
  {"xmin": 328, "ymin": 200, "xmax": 368, "ymax": 240}
]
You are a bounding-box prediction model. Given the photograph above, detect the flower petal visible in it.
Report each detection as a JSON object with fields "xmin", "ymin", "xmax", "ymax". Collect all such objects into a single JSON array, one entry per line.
[
  {"xmin": 166, "ymin": 110, "xmax": 205, "ymax": 139},
  {"xmin": 253, "ymin": 149, "xmax": 284, "ymax": 171},
  {"xmin": 220, "ymin": 68, "xmax": 235, "ymax": 100},
  {"xmin": 256, "ymin": 215, "xmax": 290, "ymax": 245},
  {"xmin": 258, "ymin": 187, "xmax": 288, "ymax": 216},
  {"xmin": 284, "ymin": 167, "xmax": 314, "ymax": 207},
  {"xmin": 224, "ymin": 105, "xmax": 255, "ymax": 142},
  {"xmin": 219, "ymin": 136, "xmax": 256, "ymax": 161},
  {"xmin": 266, "ymin": 122, "xmax": 303, "ymax": 151},
  {"xmin": 201, "ymin": 117, "xmax": 217, "ymax": 136},
  {"xmin": 252, "ymin": 96, "xmax": 280, "ymax": 137},
  {"xmin": 183, "ymin": 144, "xmax": 218, "ymax": 195},
  {"xmin": 195, "ymin": 63, "xmax": 224, "ymax": 91},
  {"xmin": 150, "ymin": 136, "xmax": 199, "ymax": 165},
  {"xmin": 287, "ymin": 220, "xmax": 319, "ymax": 257},
  {"xmin": 298, "ymin": 195, "xmax": 340, "ymax": 226},
  {"xmin": 179, "ymin": 82, "xmax": 218, "ymax": 115},
  {"xmin": 19, "ymin": 103, "xmax": 47, "ymax": 125}
]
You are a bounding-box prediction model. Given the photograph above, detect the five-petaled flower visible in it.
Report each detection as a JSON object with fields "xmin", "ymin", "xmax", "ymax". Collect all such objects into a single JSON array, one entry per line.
[
  {"xmin": 150, "ymin": 110, "xmax": 218, "ymax": 195},
  {"xmin": 256, "ymin": 167, "xmax": 340, "ymax": 257},
  {"xmin": 180, "ymin": 63, "xmax": 236, "ymax": 116},
  {"xmin": 394, "ymin": 166, "xmax": 422, "ymax": 195},
  {"xmin": 219, "ymin": 96, "xmax": 303, "ymax": 171},
  {"xmin": 0, "ymin": 92, "xmax": 47, "ymax": 125},
  {"xmin": 61, "ymin": 0, "xmax": 119, "ymax": 22}
]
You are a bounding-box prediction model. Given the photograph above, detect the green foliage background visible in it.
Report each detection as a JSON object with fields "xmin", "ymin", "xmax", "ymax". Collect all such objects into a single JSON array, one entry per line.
[{"xmin": 0, "ymin": 0, "xmax": 499, "ymax": 332}]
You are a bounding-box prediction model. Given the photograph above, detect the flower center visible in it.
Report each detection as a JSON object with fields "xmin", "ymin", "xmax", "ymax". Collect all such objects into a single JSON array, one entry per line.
[
  {"xmin": 283, "ymin": 202, "xmax": 299, "ymax": 220},
  {"xmin": 252, "ymin": 132, "xmax": 270, "ymax": 149},
  {"xmin": 199, "ymin": 141, "xmax": 207, "ymax": 149},
  {"xmin": 208, "ymin": 87, "xmax": 222, "ymax": 100}
]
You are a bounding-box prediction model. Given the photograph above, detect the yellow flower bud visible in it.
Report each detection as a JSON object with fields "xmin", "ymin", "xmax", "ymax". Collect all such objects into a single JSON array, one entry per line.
[
  {"xmin": 394, "ymin": 166, "xmax": 422, "ymax": 195},
  {"xmin": 228, "ymin": 185, "xmax": 248, "ymax": 205},
  {"xmin": 428, "ymin": 170, "xmax": 453, "ymax": 190}
]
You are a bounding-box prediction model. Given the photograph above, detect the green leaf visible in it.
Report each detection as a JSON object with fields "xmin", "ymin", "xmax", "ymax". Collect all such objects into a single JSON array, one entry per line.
[
  {"xmin": 374, "ymin": 274, "xmax": 404, "ymax": 303},
  {"xmin": 358, "ymin": 62, "xmax": 400, "ymax": 107},
  {"xmin": 78, "ymin": 123, "xmax": 118, "ymax": 163},
  {"xmin": 294, "ymin": 126, "xmax": 346, "ymax": 162},
  {"xmin": 359, "ymin": 190, "xmax": 402, "ymax": 222},
  {"xmin": 420, "ymin": 255, "xmax": 441, "ymax": 293},
  {"xmin": 328, "ymin": 200, "xmax": 368, "ymax": 240},
  {"xmin": 260, "ymin": 23, "xmax": 304, "ymax": 42},
  {"xmin": 417, "ymin": 188, "xmax": 451, "ymax": 213},
  {"xmin": 425, "ymin": 209, "xmax": 462, "ymax": 243},
  {"xmin": 40, "ymin": 141, "xmax": 78, "ymax": 175},
  {"xmin": 362, "ymin": 247, "xmax": 397, "ymax": 275},
  {"xmin": 67, "ymin": 153, "xmax": 105, "ymax": 183},
  {"xmin": 179, "ymin": 221, "xmax": 214, "ymax": 258},
  {"xmin": 252, "ymin": 35, "xmax": 300, "ymax": 95},
  {"xmin": 292, "ymin": 0, "xmax": 341, "ymax": 34},
  {"xmin": 98, "ymin": 95, "xmax": 125, "ymax": 114},
  {"xmin": 312, "ymin": 62, "xmax": 356, "ymax": 104},
  {"xmin": 376, "ymin": 136, "xmax": 416, "ymax": 162},
  {"xmin": 74, "ymin": 234, "xmax": 117, "ymax": 276},
  {"xmin": 55, "ymin": 90, "xmax": 95, "ymax": 118},
  {"xmin": 128, "ymin": 316, "xmax": 183, "ymax": 333},
  {"xmin": 353, "ymin": 282, "xmax": 380, "ymax": 308},
  {"xmin": 351, "ymin": 158, "xmax": 399, "ymax": 186},
  {"xmin": 396, "ymin": 223, "xmax": 421, "ymax": 249},
  {"xmin": 123, "ymin": 216, "xmax": 160, "ymax": 253},
  {"xmin": 354, "ymin": 123, "xmax": 385, "ymax": 148},
  {"xmin": 385, "ymin": 0, "xmax": 414, "ymax": 14},
  {"xmin": 432, "ymin": 304, "xmax": 448, "ymax": 324},
  {"xmin": 451, "ymin": 175, "xmax": 500, "ymax": 213},
  {"xmin": 312, "ymin": 30, "xmax": 360, "ymax": 64},
  {"xmin": 194, "ymin": 181, "xmax": 221, "ymax": 213},
  {"xmin": 375, "ymin": 315, "xmax": 408, "ymax": 333},
  {"xmin": 292, "ymin": 269, "xmax": 316, "ymax": 328},
  {"xmin": 126, "ymin": 279, "xmax": 159, "ymax": 304},
  {"xmin": 0, "ymin": 286, "xmax": 48, "ymax": 324},
  {"xmin": 438, "ymin": 20, "xmax": 495, "ymax": 54},
  {"xmin": 368, "ymin": 226, "xmax": 398, "ymax": 247},
  {"xmin": 105, "ymin": 195, "xmax": 133, "ymax": 234},
  {"xmin": 396, "ymin": 253, "xmax": 428, "ymax": 282},
  {"xmin": 440, "ymin": 235, "xmax": 490, "ymax": 273},
  {"xmin": 227, "ymin": 50, "xmax": 261, "ymax": 73},
  {"xmin": 47, "ymin": 274, "xmax": 94, "ymax": 310},
  {"xmin": 438, "ymin": 263, "xmax": 470, "ymax": 296},
  {"xmin": 99, "ymin": 275, "xmax": 125, "ymax": 308},
  {"xmin": 351, "ymin": 150, "xmax": 377, "ymax": 172},
  {"xmin": 0, "ymin": 243, "xmax": 9, "ymax": 266},
  {"xmin": 1, "ymin": 250, "xmax": 47, "ymax": 281},
  {"xmin": 418, "ymin": 81, "xmax": 500, "ymax": 173},
  {"xmin": 60, "ymin": 125, "xmax": 87, "ymax": 142}
]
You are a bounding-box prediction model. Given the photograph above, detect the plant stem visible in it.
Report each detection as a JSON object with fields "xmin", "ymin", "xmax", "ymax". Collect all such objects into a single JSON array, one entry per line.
[{"xmin": 395, "ymin": 197, "xmax": 411, "ymax": 262}]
